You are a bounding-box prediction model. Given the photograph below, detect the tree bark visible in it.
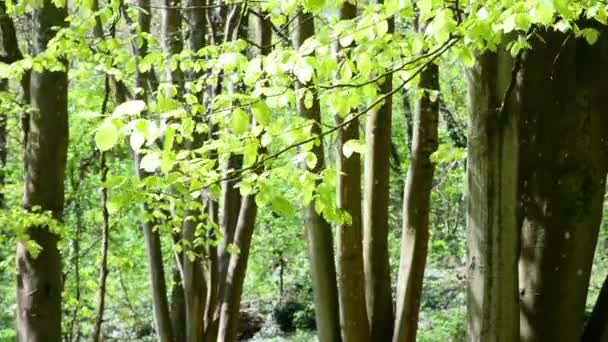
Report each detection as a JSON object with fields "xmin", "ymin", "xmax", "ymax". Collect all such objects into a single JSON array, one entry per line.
[
  {"xmin": 217, "ymin": 195, "xmax": 258, "ymax": 342},
  {"xmin": 466, "ymin": 49, "xmax": 519, "ymax": 342},
  {"xmin": 216, "ymin": 8, "xmax": 268, "ymax": 341},
  {"xmin": 363, "ymin": 5, "xmax": 395, "ymax": 340},
  {"xmin": 293, "ymin": 10, "xmax": 341, "ymax": 342},
  {"xmin": 130, "ymin": 1, "xmax": 173, "ymax": 341},
  {"xmin": 583, "ymin": 274, "xmax": 608, "ymax": 342},
  {"xmin": 16, "ymin": 2, "xmax": 68, "ymax": 341},
  {"xmin": 334, "ymin": 2, "xmax": 370, "ymax": 342},
  {"xmin": 393, "ymin": 62, "xmax": 439, "ymax": 342},
  {"xmin": 518, "ymin": 29, "xmax": 608, "ymax": 342},
  {"xmin": 0, "ymin": 0, "xmax": 23, "ymax": 208},
  {"xmin": 93, "ymin": 152, "xmax": 111, "ymax": 342}
]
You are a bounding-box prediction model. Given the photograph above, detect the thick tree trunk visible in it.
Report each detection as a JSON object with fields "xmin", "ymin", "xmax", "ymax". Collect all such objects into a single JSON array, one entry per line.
[
  {"xmin": 466, "ymin": 49, "xmax": 519, "ymax": 342},
  {"xmin": 293, "ymin": 11, "xmax": 341, "ymax": 342},
  {"xmin": 518, "ymin": 30, "xmax": 607, "ymax": 342},
  {"xmin": 583, "ymin": 274, "xmax": 608, "ymax": 342},
  {"xmin": 16, "ymin": 2, "xmax": 68, "ymax": 341},
  {"xmin": 363, "ymin": 6, "xmax": 395, "ymax": 340},
  {"xmin": 334, "ymin": 2, "xmax": 370, "ymax": 342},
  {"xmin": 393, "ymin": 62, "xmax": 439, "ymax": 342}
]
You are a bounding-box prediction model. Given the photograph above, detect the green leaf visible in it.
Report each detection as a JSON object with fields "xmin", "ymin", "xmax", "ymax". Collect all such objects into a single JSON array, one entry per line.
[
  {"xmin": 130, "ymin": 130, "xmax": 145, "ymax": 152},
  {"xmin": 140, "ymin": 152, "xmax": 161, "ymax": 173},
  {"xmin": 230, "ymin": 108, "xmax": 249, "ymax": 135},
  {"xmin": 342, "ymin": 139, "xmax": 365, "ymax": 158},
  {"xmin": 304, "ymin": 89, "xmax": 314, "ymax": 109},
  {"xmin": 95, "ymin": 122, "xmax": 118, "ymax": 152},
  {"xmin": 251, "ymin": 101, "xmax": 270, "ymax": 125},
  {"xmin": 271, "ymin": 196, "xmax": 295, "ymax": 218},
  {"xmin": 581, "ymin": 28, "xmax": 600, "ymax": 45},
  {"xmin": 112, "ymin": 100, "xmax": 146, "ymax": 117},
  {"xmin": 303, "ymin": 0, "xmax": 325, "ymax": 13},
  {"xmin": 419, "ymin": 0, "xmax": 433, "ymax": 21},
  {"xmin": 306, "ymin": 152, "xmax": 317, "ymax": 169},
  {"xmin": 294, "ymin": 58, "xmax": 314, "ymax": 84}
]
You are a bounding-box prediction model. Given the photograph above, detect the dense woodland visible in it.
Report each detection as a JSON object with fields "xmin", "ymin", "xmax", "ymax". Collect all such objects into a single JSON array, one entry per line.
[{"xmin": 0, "ymin": 0, "xmax": 608, "ymax": 341}]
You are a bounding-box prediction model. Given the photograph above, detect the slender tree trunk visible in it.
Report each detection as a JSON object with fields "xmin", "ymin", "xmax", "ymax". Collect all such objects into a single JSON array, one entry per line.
[
  {"xmin": 180, "ymin": 1, "xmax": 209, "ymax": 341},
  {"xmin": 0, "ymin": 0, "xmax": 22, "ymax": 208},
  {"xmin": 583, "ymin": 274, "xmax": 608, "ymax": 342},
  {"xmin": 393, "ymin": 62, "xmax": 439, "ymax": 342},
  {"xmin": 93, "ymin": 151, "xmax": 111, "ymax": 342},
  {"xmin": 206, "ymin": 6, "xmax": 243, "ymax": 340},
  {"xmin": 333, "ymin": 2, "xmax": 370, "ymax": 341},
  {"xmin": 216, "ymin": 9, "xmax": 269, "ymax": 341},
  {"xmin": 292, "ymin": 11, "xmax": 341, "ymax": 342},
  {"xmin": 518, "ymin": 29, "xmax": 607, "ymax": 342},
  {"xmin": 16, "ymin": 2, "xmax": 68, "ymax": 341},
  {"xmin": 466, "ymin": 49, "xmax": 519, "ymax": 342},
  {"xmin": 217, "ymin": 195, "xmax": 258, "ymax": 342},
  {"xmin": 160, "ymin": 1, "xmax": 188, "ymax": 340},
  {"xmin": 0, "ymin": 78, "xmax": 6, "ymax": 209},
  {"xmin": 130, "ymin": 1, "xmax": 173, "ymax": 340},
  {"xmin": 363, "ymin": 5, "xmax": 395, "ymax": 340}
]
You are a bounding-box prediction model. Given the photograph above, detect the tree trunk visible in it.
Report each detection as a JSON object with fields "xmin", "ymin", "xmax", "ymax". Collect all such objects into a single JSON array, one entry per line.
[
  {"xmin": 393, "ymin": 62, "xmax": 439, "ymax": 342},
  {"xmin": 0, "ymin": 0, "xmax": 22, "ymax": 208},
  {"xmin": 293, "ymin": 10, "xmax": 341, "ymax": 342},
  {"xmin": 334, "ymin": 2, "xmax": 370, "ymax": 342},
  {"xmin": 518, "ymin": 29, "xmax": 608, "ymax": 342},
  {"xmin": 217, "ymin": 195, "xmax": 258, "ymax": 342},
  {"xmin": 583, "ymin": 274, "xmax": 608, "ymax": 342},
  {"xmin": 131, "ymin": 1, "xmax": 173, "ymax": 340},
  {"xmin": 216, "ymin": 8, "xmax": 268, "ymax": 341},
  {"xmin": 16, "ymin": 2, "xmax": 68, "ymax": 341},
  {"xmin": 466, "ymin": 49, "xmax": 519, "ymax": 342},
  {"xmin": 207, "ymin": 6, "xmax": 244, "ymax": 340},
  {"xmin": 93, "ymin": 152, "xmax": 111, "ymax": 342},
  {"xmin": 160, "ymin": 1, "xmax": 189, "ymax": 340},
  {"xmin": 363, "ymin": 5, "xmax": 395, "ymax": 340}
]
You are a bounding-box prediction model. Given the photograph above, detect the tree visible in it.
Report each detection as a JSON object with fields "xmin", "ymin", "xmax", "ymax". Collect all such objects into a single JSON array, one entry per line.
[
  {"xmin": 393, "ymin": 60, "xmax": 439, "ymax": 342},
  {"xmin": 362, "ymin": 1, "xmax": 395, "ymax": 339},
  {"xmin": 0, "ymin": 0, "xmax": 22, "ymax": 209},
  {"xmin": 129, "ymin": 1, "xmax": 173, "ymax": 340},
  {"xmin": 334, "ymin": 2, "xmax": 370, "ymax": 341},
  {"xmin": 16, "ymin": 1, "xmax": 68, "ymax": 340},
  {"xmin": 466, "ymin": 48, "xmax": 520, "ymax": 341},
  {"xmin": 293, "ymin": 10, "xmax": 342, "ymax": 342},
  {"xmin": 518, "ymin": 28, "xmax": 608, "ymax": 342}
]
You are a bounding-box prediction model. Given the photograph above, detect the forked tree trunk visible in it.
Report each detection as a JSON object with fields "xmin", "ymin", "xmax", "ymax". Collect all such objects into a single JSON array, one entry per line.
[
  {"xmin": 335, "ymin": 2, "xmax": 370, "ymax": 341},
  {"xmin": 363, "ymin": 4, "xmax": 395, "ymax": 340},
  {"xmin": 16, "ymin": 2, "xmax": 68, "ymax": 341},
  {"xmin": 518, "ymin": 29, "xmax": 608, "ymax": 342},
  {"xmin": 207, "ymin": 6, "xmax": 244, "ymax": 340},
  {"xmin": 216, "ymin": 8, "xmax": 269, "ymax": 342},
  {"xmin": 466, "ymin": 49, "xmax": 519, "ymax": 342},
  {"xmin": 293, "ymin": 10, "xmax": 341, "ymax": 342},
  {"xmin": 393, "ymin": 62, "xmax": 439, "ymax": 342},
  {"xmin": 217, "ymin": 195, "xmax": 258, "ymax": 341}
]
